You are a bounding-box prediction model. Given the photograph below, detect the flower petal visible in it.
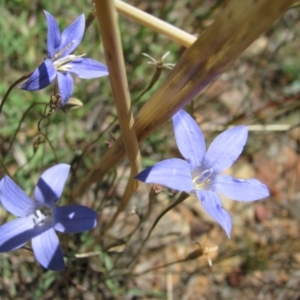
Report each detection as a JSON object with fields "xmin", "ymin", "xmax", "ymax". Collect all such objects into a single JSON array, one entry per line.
[
  {"xmin": 44, "ymin": 11, "xmax": 61, "ymax": 58},
  {"xmin": 135, "ymin": 158, "xmax": 194, "ymax": 192},
  {"xmin": 0, "ymin": 217, "xmax": 35, "ymax": 252},
  {"xmin": 31, "ymin": 225, "xmax": 65, "ymax": 271},
  {"xmin": 196, "ymin": 190, "xmax": 232, "ymax": 238},
  {"xmin": 172, "ymin": 110, "xmax": 206, "ymax": 169},
  {"xmin": 34, "ymin": 164, "xmax": 70, "ymax": 208},
  {"xmin": 57, "ymin": 72, "xmax": 73, "ymax": 106},
  {"xmin": 20, "ymin": 59, "xmax": 56, "ymax": 91},
  {"xmin": 53, "ymin": 205, "xmax": 97, "ymax": 233},
  {"xmin": 209, "ymin": 174, "xmax": 269, "ymax": 201},
  {"xmin": 205, "ymin": 126, "xmax": 248, "ymax": 174},
  {"xmin": 58, "ymin": 14, "xmax": 85, "ymax": 56},
  {"xmin": 67, "ymin": 58, "xmax": 109, "ymax": 79},
  {"xmin": 0, "ymin": 176, "xmax": 36, "ymax": 217}
]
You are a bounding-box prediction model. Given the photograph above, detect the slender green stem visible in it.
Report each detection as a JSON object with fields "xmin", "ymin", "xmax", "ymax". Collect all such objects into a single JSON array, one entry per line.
[
  {"xmin": 133, "ymin": 68, "xmax": 162, "ymax": 105},
  {"xmin": 127, "ymin": 192, "xmax": 189, "ymax": 269},
  {"xmin": 37, "ymin": 115, "xmax": 58, "ymax": 164},
  {"xmin": 0, "ymin": 72, "xmax": 33, "ymax": 114},
  {"xmin": 85, "ymin": 12, "xmax": 95, "ymax": 34},
  {"xmin": 111, "ymin": 187, "xmax": 157, "ymax": 267},
  {"xmin": 134, "ymin": 259, "xmax": 186, "ymax": 276},
  {"xmin": 0, "ymin": 154, "xmax": 11, "ymax": 177},
  {"xmin": 5, "ymin": 102, "xmax": 47, "ymax": 158}
]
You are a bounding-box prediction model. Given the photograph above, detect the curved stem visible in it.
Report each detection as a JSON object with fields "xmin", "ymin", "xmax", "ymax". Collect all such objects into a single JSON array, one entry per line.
[
  {"xmin": 0, "ymin": 72, "xmax": 33, "ymax": 114},
  {"xmin": 133, "ymin": 67, "xmax": 162, "ymax": 105},
  {"xmin": 127, "ymin": 191, "xmax": 189, "ymax": 269},
  {"xmin": 133, "ymin": 258, "xmax": 186, "ymax": 276},
  {"xmin": 5, "ymin": 102, "xmax": 47, "ymax": 158},
  {"xmin": 37, "ymin": 115, "xmax": 58, "ymax": 164},
  {"xmin": 0, "ymin": 154, "xmax": 11, "ymax": 177}
]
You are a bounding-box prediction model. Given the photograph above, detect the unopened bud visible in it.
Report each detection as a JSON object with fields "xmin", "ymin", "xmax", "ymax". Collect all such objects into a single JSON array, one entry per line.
[
  {"xmin": 185, "ymin": 249, "xmax": 204, "ymax": 260},
  {"xmin": 63, "ymin": 97, "xmax": 83, "ymax": 110}
]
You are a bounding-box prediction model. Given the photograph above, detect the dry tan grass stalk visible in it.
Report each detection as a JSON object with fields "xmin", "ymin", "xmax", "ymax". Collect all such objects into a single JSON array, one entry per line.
[
  {"xmin": 93, "ymin": 0, "xmax": 141, "ymax": 221},
  {"xmin": 115, "ymin": 0, "xmax": 197, "ymax": 47}
]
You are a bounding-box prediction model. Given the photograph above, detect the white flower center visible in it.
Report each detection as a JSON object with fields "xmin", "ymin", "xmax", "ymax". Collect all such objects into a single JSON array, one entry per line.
[
  {"xmin": 53, "ymin": 54, "xmax": 86, "ymax": 72},
  {"xmin": 192, "ymin": 167, "xmax": 214, "ymax": 190},
  {"xmin": 32, "ymin": 209, "xmax": 51, "ymax": 226}
]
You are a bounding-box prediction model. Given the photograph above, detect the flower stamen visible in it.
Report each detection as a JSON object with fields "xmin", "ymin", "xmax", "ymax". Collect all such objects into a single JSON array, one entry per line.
[
  {"xmin": 53, "ymin": 40, "xmax": 76, "ymax": 59},
  {"xmin": 193, "ymin": 168, "xmax": 213, "ymax": 189},
  {"xmin": 32, "ymin": 209, "xmax": 49, "ymax": 226},
  {"xmin": 53, "ymin": 53, "xmax": 86, "ymax": 71}
]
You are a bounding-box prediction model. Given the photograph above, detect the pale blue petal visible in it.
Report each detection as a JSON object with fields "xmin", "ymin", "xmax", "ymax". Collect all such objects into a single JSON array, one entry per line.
[
  {"xmin": 53, "ymin": 205, "xmax": 97, "ymax": 233},
  {"xmin": 172, "ymin": 110, "xmax": 206, "ymax": 170},
  {"xmin": 20, "ymin": 59, "xmax": 56, "ymax": 91},
  {"xmin": 205, "ymin": 126, "xmax": 248, "ymax": 174},
  {"xmin": 209, "ymin": 174, "xmax": 269, "ymax": 201},
  {"xmin": 31, "ymin": 225, "xmax": 65, "ymax": 271},
  {"xmin": 67, "ymin": 58, "xmax": 109, "ymax": 79},
  {"xmin": 135, "ymin": 158, "xmax": 194, "ymax": 192},
  {"xmin": 59, "ymin": 14, "xmax": 85, "ymax": 56},
  {"xmin": 196, "ymin": 190, "xmax": 232, "ymax": 238},
  {"xmin": 34, "ymin": 164, "xmax": 70, "ymax": 208},
  {"xmin": 0, "ymin": 217, "xmax": 35, "ymax": 252},
  {"xmin": 44, "ymin": 11, "xmax": 61, "ymax": 58},
  {"xmin": 0, "ymin": 176, "xmax": 36, "ymax": 217},
  {"xmin": 57, "ymin": 72, "xmax": 73, "ymax": 106}
]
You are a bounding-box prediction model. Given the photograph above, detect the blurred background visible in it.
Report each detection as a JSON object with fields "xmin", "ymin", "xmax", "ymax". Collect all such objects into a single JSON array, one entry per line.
[{"xmin": 0, "ymin": 0, "xmax": 300, "ymax": 299}]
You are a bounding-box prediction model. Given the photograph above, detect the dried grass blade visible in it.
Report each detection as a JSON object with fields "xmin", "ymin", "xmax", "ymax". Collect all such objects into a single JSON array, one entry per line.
[
  {"xmin": 115, "ymin": 0, "xmax": 196, "ymax": 47},
  {"xmin": 93, "ymin": 0, "xmax": 141, "ymax": 214}
]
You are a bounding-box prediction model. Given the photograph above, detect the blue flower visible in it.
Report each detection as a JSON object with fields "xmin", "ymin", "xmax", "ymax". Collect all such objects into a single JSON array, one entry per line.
[
  {"xmin": 20, "ymin": 11, "xmax": 109, "ymax": 107},
  {"xmin": 135, "ymin": 110, "xmax": 269, "ymax": 237},
  {"xmin": 0, "ymin": 164, "xmax": 97, "ymax": 271}
]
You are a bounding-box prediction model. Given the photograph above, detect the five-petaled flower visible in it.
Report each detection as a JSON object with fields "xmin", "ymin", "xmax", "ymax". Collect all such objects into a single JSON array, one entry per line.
[
  {"xmin": 135, "ymin": 109, "xmax": 269, "ymax": 237},
  {"xmin": 0, "ymin": 164, "xmax": 97, "ymax": 271},
  {"xmin": 20, "ymin": 11, "xmax": 109, "ymax": 107}
]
